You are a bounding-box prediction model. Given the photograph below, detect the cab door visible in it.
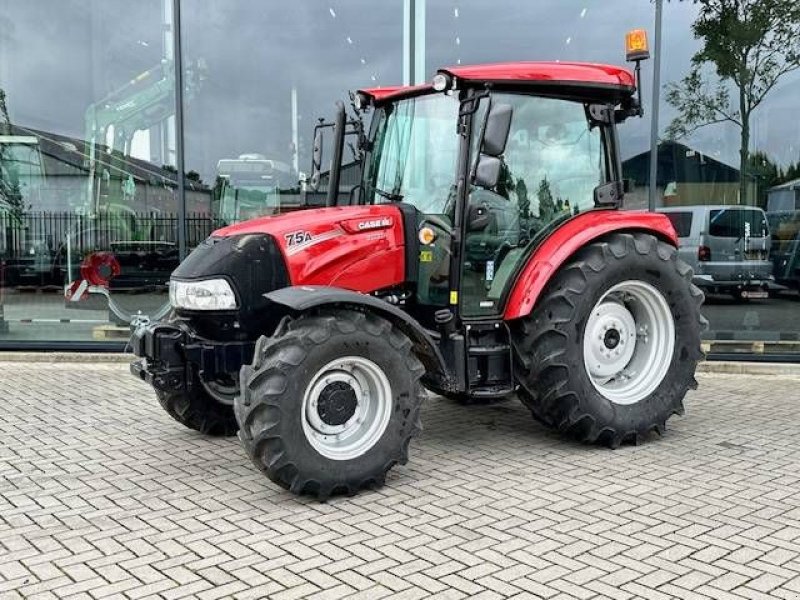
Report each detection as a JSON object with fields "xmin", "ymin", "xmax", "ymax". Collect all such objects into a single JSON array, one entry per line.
[
  {"xmin": 361, "ymin": 93, "xmax": 462, "ymax": 314},
  {"xmin": 460, "ymin": 93, "xmax": 610, "ymax": 318}
]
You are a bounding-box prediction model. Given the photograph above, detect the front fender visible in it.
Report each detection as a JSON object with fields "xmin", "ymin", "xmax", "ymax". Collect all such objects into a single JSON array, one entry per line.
[
  {"xmin": 503, "ymin": 210, "xmax": 678, "ymax": 320},
  {"xmin": 265, "ymin": 286, "xmax": 452, "ymax": 389}
]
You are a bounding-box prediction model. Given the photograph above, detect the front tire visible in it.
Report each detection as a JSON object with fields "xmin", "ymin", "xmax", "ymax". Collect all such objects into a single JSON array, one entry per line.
[
  {"xmin": 236, "ymin": 309, "xmax": 425, "ymax": 500},
  {"xmin": 511, "ymin": 233, "xmax": 705, "ymax": 447}
]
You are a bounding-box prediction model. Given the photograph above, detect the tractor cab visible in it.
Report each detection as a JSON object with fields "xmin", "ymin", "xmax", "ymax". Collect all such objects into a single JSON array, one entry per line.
[{"xmin": 353, "ymin": 63, "xmax": 638, "ymax": 321}]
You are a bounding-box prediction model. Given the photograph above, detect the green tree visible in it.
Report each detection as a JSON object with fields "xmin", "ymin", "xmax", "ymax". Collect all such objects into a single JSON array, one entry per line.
[
  {"xmin": 536, "ymin": 177, "xmax": 556, "ymax": 223},
  {"xmin": 665, "ymin": 0, "xmax": 800, "ymax": 204},
  {"xmin": 747, "ymin": 151, "xmax": 780, "ymax": 205},
  {"xmin": 782, "ymin": 156, "xmax": 800, "ymax": 183}
]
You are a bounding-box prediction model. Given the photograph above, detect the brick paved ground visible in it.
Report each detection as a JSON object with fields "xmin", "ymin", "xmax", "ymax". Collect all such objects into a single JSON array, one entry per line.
[{"xmin": 1, "ymin": 362, "xmax": 800, "ymax": 600}]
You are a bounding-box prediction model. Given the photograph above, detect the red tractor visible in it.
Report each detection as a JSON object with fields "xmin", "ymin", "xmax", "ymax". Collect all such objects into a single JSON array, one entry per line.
[{"xmin": 132, "ymin": 53, "xmax": 705, "ymax": 499}]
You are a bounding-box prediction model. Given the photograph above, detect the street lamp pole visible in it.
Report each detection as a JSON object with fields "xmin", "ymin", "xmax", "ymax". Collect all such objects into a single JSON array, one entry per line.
[
  {"xmin": 171, "ymin": 0, "xmax": 187, "ymax": 260},
  {"xmin": 648, "ymin": 0, "xmax": 663, "ymax": 212}
]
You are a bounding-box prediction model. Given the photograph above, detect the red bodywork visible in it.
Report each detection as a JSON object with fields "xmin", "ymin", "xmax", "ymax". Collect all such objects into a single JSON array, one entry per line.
[
  {"xmin": 214, "ymin": 206, "xmax": 677, "ymax": 320},
  {"xmin": 360, "ymin": 61, "xmax": 634, "ymax": 105},
  {"xmin": 215, "ymin": 205, "xmax": 406, "ymax": 292},
  {"xmin": 441, "ymin": 62, "xmax": 634, "ymax": 89},
  {"xmin": 503, "ymin": 211, "xmax": 678, "ymax": 320}
]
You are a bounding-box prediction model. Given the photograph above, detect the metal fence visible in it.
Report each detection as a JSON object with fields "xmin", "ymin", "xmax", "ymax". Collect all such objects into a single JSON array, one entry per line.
[{"xmin": 0, "ymin": 211, "xmax": 222, "ymax": 259}]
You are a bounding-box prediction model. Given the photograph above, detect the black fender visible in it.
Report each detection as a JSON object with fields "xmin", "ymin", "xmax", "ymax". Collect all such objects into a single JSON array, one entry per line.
[{"xmin": 265, "ymin": 286, "xmax": 452, "ymax": 389}]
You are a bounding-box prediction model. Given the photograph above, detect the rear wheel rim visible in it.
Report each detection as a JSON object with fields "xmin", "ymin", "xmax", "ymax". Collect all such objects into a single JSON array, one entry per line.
[
  {"xmin": 583, "ymin": 280, "xmax": 675, "ymax": 405},
  {"xmin": 301, "ymin": 356, "xmax": 393, "ymax": 461}
]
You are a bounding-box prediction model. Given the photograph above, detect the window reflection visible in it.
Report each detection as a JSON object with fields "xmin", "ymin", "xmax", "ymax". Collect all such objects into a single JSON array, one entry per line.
[
  {"xmin": 0, "ymin": 0, "xmax": 180, "ymax": 340},
  {"xmin": 180, "ymin": 1, "xmax": 403, "ymax": 225},
  {"xmin": 427, "ymin": 0, "xmax": 799, "ymax": 354}
]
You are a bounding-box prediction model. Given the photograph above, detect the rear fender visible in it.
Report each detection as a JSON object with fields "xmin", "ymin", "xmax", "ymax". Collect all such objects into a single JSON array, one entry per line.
[
  {"xmin": 504, "ymin": 210, "xmax": 678, "ymax": 320},
  {"xmin": 264, "ymin": 286, "xmax": 452, "ymax": 389}
]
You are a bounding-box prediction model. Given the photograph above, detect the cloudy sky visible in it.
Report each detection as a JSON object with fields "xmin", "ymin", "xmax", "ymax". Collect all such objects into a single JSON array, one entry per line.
[{"xmin": 1, "ymin": 0, "xmax": 798, "ymax": 185}]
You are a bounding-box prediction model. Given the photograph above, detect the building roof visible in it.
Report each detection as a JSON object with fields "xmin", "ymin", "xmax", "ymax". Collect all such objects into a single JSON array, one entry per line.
[
  {"xmin": 769, "ymin": 177, "xmax": 800, "ymax": 191},
  {"xmin": 622, "ymin": 141, "xmax": 744, "ymax": 186}
]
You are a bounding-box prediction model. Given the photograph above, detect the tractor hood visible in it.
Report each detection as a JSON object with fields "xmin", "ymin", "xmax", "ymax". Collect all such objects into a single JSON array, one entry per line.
[{"xmin": 212, "ymin": 205, "xmax": 407, "ymax": 292}]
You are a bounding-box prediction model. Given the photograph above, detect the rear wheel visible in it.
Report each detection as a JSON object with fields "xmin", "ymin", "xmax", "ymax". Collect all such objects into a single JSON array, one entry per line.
[
  {"xmin": 157, "ymin": 372, "xmax": 239, "ymax": 437},
  {"xmin": 236, "ymin": 309, "xmax": 425, "ymax": 500},
  {"xmin": 511, "ymin": 232, "xmax": 705, "ymax": 447}
]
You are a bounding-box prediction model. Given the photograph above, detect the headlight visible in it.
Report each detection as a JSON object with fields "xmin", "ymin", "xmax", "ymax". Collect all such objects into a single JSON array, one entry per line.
[{"xmin": 169, "ymin": 278, "xmax": 238, "ymax": 311}]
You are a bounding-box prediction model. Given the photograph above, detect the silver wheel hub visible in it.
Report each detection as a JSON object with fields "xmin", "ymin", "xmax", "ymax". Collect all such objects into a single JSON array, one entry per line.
[
  {"xmin": 583, "ymin": 280, "xmax": 675, "ymax": 405},
  {"xmin": 301, "ymin": 356, "xmax": 392, "ymax": 461}
]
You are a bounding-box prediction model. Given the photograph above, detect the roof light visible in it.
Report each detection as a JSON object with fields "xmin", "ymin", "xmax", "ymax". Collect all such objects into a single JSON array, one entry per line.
[
  {"xmin": 625, "ymin": 29, "xmax": 650, "ymax": 62},
  {"xmin": 432, "ymin": 73, "xmax": 451, "ymax": 92}
]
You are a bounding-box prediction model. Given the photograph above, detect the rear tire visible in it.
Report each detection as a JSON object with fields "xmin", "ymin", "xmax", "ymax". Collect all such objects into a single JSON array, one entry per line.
[
  {"xmin": 511, "ymin": 233, "xmax": 705, "ymax": 447},
  {"xmin": 157, "ymin": 375, "xmax": 239, "ymax": 437},
  {"xmin": 236, "ymin": 309, "xmax": 425, "ymax": 500}
]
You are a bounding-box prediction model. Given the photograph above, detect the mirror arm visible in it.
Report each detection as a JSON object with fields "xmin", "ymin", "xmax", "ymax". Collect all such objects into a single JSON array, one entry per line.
[
  {"xmin": 458, "ymin": 88, "xmax": 491, "ymax": 118},
  {"xmin": 326, "ymin": 101, "xmax": 347, "ymax": 207}
]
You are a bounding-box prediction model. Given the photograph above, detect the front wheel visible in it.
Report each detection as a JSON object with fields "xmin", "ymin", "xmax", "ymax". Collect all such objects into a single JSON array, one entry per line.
[
  {"xmin": 236, "ymin": 309, "xmax": 425, "ymax": 500},
  {"xmin": 512, "ymin": 232, "xmax": 705, "ymax": 447}
]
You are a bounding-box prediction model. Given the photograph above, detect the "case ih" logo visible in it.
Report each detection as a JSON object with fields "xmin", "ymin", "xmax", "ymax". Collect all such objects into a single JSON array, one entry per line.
[{"xmin": 357, "ymin": 217, "xmax": 392, "ymax": 231}]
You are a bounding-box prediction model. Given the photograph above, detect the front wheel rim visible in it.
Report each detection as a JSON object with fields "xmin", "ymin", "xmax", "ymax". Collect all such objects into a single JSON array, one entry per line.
[
  {"xmin": 583, "ymin": 280, "xmax": 675, "ymax": 405},
  {"xmin": 301, "ymin": 356, "xmax": 393, "ymax": 461}
]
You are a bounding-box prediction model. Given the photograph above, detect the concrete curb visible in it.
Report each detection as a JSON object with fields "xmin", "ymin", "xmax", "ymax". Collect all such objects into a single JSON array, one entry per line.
[
  {"xmin": 696, "ymin": 360, "xmax": 800, "ymax": 377},
  {"xmin": 0, "ymin": 352, "xmax": 799, "ymax": 377},
  {"xmin": 0, "ymin": 352, "xmax": 133, "ymax": 363}
]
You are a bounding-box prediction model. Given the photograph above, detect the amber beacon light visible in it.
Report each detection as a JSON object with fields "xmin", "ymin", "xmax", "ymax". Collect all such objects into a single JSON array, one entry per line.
[{"xmin": 625, "ymin": 29, "xmax": 650, "ymax": 62}]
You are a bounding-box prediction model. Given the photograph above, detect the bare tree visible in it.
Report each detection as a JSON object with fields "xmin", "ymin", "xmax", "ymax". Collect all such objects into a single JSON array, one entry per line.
[{"xmin": 0, "ymin": 88, "xmax": 25, "ymax": 221}]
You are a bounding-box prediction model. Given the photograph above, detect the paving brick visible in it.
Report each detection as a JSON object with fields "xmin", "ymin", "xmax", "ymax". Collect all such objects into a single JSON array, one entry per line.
[{"xmin": 1, "ymin": 365, "xmax": 799, "ymax": 600}]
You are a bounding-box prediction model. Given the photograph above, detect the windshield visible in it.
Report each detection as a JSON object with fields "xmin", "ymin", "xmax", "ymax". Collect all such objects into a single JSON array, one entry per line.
[
  {"xmin": 365, "ymin": 93, "xmax": 460, "ymax": 215},
  {"xmin": 218, "ymin": 179, "xmax": 280, "ymax": 223}
]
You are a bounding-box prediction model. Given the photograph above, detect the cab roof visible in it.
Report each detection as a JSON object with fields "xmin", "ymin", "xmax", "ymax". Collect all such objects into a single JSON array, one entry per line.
[{"xmin": 359, "ymin": 61, "xmax": 635, "ymax": 105}]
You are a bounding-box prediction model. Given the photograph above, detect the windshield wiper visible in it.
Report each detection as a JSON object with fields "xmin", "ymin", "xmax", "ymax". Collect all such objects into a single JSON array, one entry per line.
[{"xmin": 374, "ymin": 187, "xmax": 404, "ymax": 202}]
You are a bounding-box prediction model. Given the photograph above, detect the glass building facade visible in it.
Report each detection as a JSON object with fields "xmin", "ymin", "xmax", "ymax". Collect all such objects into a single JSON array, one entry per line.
[{"xmin": 0, "ymin": 0, "xmax": 798, "ymax": 358}]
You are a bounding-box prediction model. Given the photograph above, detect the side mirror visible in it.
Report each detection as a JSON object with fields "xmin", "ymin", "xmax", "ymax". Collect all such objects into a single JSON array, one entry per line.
[
  {"xmin": 482, "ymin": 103, "xmax": 513, "ymax": 157},
  {"xmin": 310, "ymin": 127, "xmax": 324, "ymax": 191},
  {"xmin": 467, "ymin": 202, "xmax": 492, "ymax": 232},
  {"xmin": 473, "ymin": 155, "xmax": 502, "ymax": 190},
  {"xmin": 471, "ymin": 102, "xmax": 513, "ymax": 190}
]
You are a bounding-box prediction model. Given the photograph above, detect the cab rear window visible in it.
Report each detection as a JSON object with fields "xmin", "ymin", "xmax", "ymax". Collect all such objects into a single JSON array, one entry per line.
[
  {"xmin": 709, "ymin": 208, "xmax": 768, "ymax": 238},
  {"xmin": 665, "ymin": 212, "xmax": 692, "ymax": 237}
]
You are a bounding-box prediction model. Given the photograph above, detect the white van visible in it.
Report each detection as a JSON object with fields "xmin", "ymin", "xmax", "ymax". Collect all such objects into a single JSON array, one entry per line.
[{"xmin": 658, "ymin": 205, "xmax": 773, "ymax": 299}]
